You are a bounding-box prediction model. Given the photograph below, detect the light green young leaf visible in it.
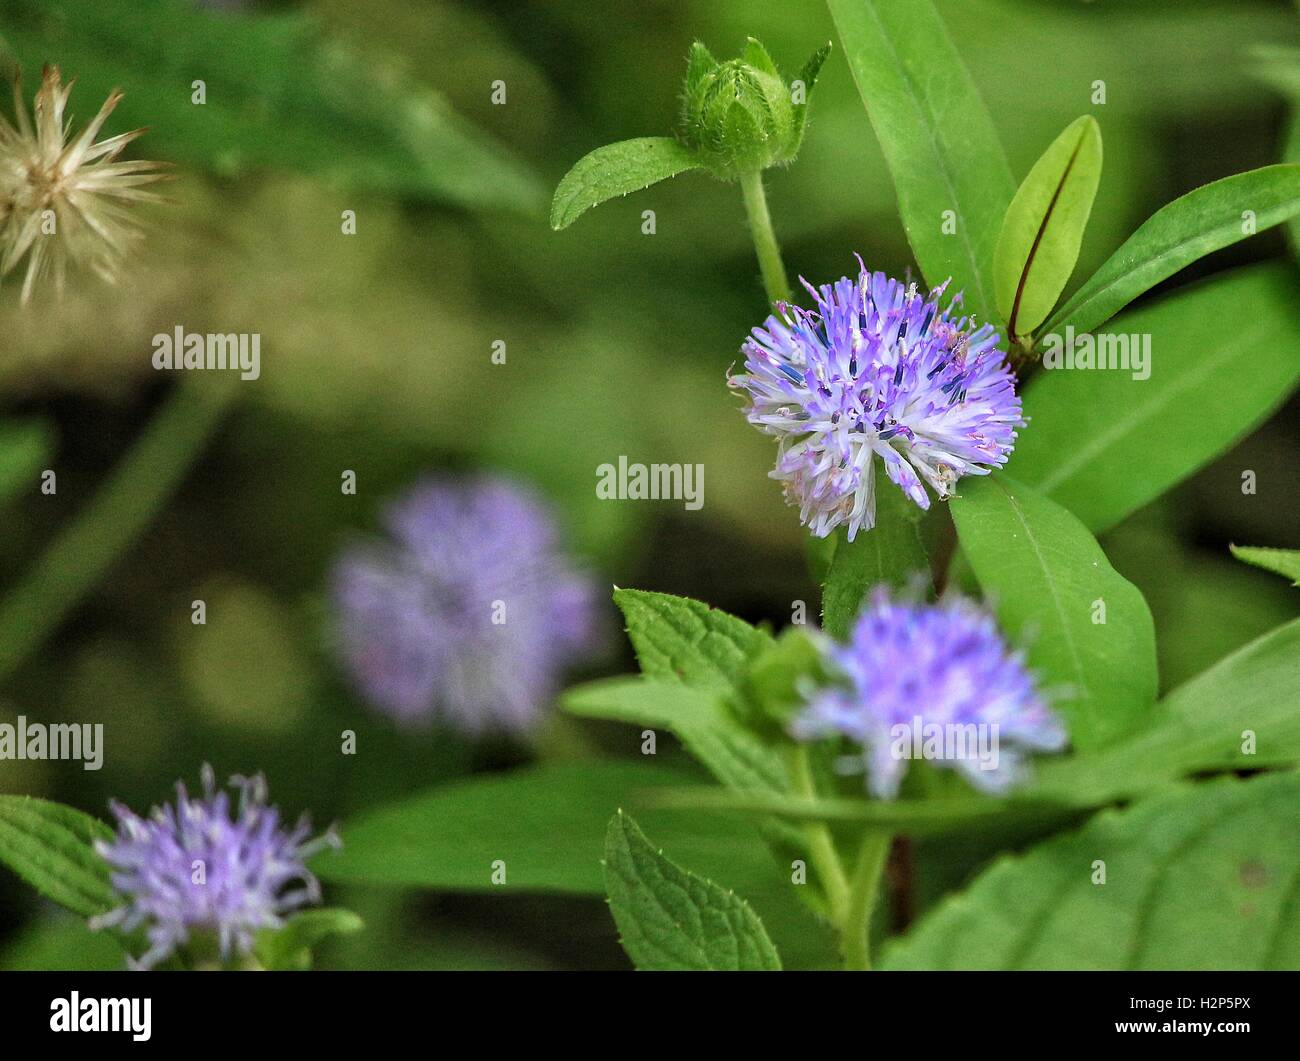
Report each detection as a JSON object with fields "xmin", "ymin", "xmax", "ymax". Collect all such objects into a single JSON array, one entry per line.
[
  {"xmin": 1014, "ymin": 262, "xmax": 1300, "ymax": 532},
  {"xmin": 604, "ymin": 810, "xmax": 781, "ymax": 971},
  {"xmin": 995, "ymin": 116, "xmax": 1103, "ymax": 341},
  {"xmin": 951, "ymin": 475, "xmax": 1157, "ymax": 749},
  {"xmin": 827, "ymin": 0, "xmax": 1014, "ymax": 322},
  {"xmin": 550, "ymin": 137, "xmax": 704, "ymax": 230},
  {"xmin": 1031, "ymin": 616, "xmax": 1300, "ymax": 806},
  {"xmin": 254, "ymin": 908, "xmax": 363, "ymax": 971},
  {"xmin": 882, "ymin": 773, "xmax": 1300, "ymax": 969},
  {"xmin": 613, "ymin": 588, "xmax": 773, "ymax": 690},
  {"xmin": 820, "ymin": 483, "xmax": 931, "ymax": 641},
  {"xmin": 0, "ymin": 796, "xmax": 116, "ymax": 918},
  {"xmin": 1041, "ymin": 165, "xmax": 1300, "ymax": 339},
  {"xmin": 0, "ymin": 419, "xmax": 52, "ymax": 506},
  {"xmin": 563, "ymin": 678, "xmax": 787, "ymax": 795},
  {"xmin": 1230, "ymin": 545, "xmax": 1300, "ymax": 586},
  {"xmin": 0, "ymin": 0, "xmax": 544, "ymax": 211}
]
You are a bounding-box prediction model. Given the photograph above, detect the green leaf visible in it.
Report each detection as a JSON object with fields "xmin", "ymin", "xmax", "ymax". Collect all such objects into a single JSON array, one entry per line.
[
  {"xmin": 995, "ymin": 116, "xmax": 1103, "ymax": 341},
  {"xmin": 0, "ymin": 418, "xmax": 52, "ymax": 506},
  {"xmin": 550, "ymin": 137, "xmax": 704, "ymax": 230},
  {"xmin": 741, "ymin": 37, "xmax": 779, "ymax": 77},
  {"xmin": 951, "ymin": 475, "xmax": 1157, "ymax": 749},
  {"xmin": 882, "ymin": 773, "xmax": 1300, "ymax": 969},
  {"xmin": 0, "ymin": 0, "xmax": 544, "ymax": 211},
  {"xmin": 603, "ymin": 811, "xmax": 781, "ymax": 971},
  {"xmin": 1032, "ymin": 616, "xmax": 1300, "ymax": 806},
  {"xmin": 563, "ymin": 678, "xmax": 787, "ymax": 795},
  {"xmin": 0, "ymin": 796, "xmax": 116, "ymax": 918},
  {"xmin": 253, "ymin": 908, "xmax": 363, "ymax": 971},
  {"xmin": 1042, "ymin": 165, "xmax": 1300, "ymax": 339},
  {"xmin": 613, "ymin": 588, "xmax": 773, "ymax": 690},
  {"xmin": 791, "ymin": 43, "xmax": 832, "ymax": 142},
  {"xmin": 1014, "ymin": 262, "xmax": 1300, "ymax": 532},
  {"xmin": 827, "ymin": 0, "xmax": 1014, "ymax": 322},
  {"xmin": 820, "ymin": 484, "xmax": 931, "ymax": 641},
  {"xmin": 1230, "ymin": 545, "xmax": 1300, "ymax": 587}
]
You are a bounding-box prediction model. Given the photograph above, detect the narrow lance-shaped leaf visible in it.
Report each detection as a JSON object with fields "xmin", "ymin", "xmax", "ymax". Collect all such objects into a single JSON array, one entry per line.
[
  {"xmin": 1014, "ymin": 261, "xmax": 1300, "ymax": 532},
  {"xmin": 0, "ymin": 796, "xmax": 117, "ymax": 918},
  {"xmin": 1031, "ymin": 615, "xmax": 1300, "ymax": 806},
  {"xmin": 550, "ymin": 137, "xmax": 704, "ymax": 230},
  {"xmin": 827, "ymin": 0, "xmax": 1015, "ymax": 322},
  {"xmin": 1041, "ymin": 164, "xmax": 1300, "ymax": 339},
  {"xmin": 603, "ymin": 811, "xmax": 781, "ymax": 971},
  {"xmin": 1230, "ymin": 545, "xmax": 1300, "ymax": 586},
  {"xmin": 995, "ymin": 116, "xmax": 1102, "ymax": 342},
  {"xmin": 951, "ymin": 474, "xmax": 1157, "ymax": 749},
  {"xmin": 882, "ymin": 773, "xmax": 1300, "ymax": 970}
]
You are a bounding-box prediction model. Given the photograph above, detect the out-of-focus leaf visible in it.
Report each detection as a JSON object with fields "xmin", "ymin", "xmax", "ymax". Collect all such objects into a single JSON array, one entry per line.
[
  {"xmin": 0, "ymin": 0, "xmax": 543, "ymax": 211},
  {"xmin": 550, "ymin": 137, "xmax": 703, "ymax": 230},
  {"xmin": 820, "ymin": 484, "xmax": 931, "ymax": 641},
  {"xmin": 1014, "ymin": 262, "xmax": 1300, "ymax": 533},
  {"xmin": 604, "ymin": 811, "xmax": 781, "ymax": 971},
  {"xmin": 0, "ymin": 418, "xmax": 52, "ymax": 505},
  {"xmin": 0, "ymin": 916, "xmax": 125, "ymax": 971},
  {"xmin": 0, "ymin": 796, "xmax": 116, "ymax": 918},
  {"xmin": 882, "ymin": 773, "xmax": 1300, "ymax": 969},
  {"xmin": 1230, "ymin": 545, "xmax": 1300, "ymax": 586},
  {"xmin": 1032, "ymin": 616, "xmax": 1300, "ymax": 806},
  {"xmin": 827, "ymin": 0, "xmax": 1014, "ymax": 322},
  {"xmin": 254, "ymin": 908, "xmax": 363, "ymax": 971},
  {"xmin": 951, "ymin": 475, "xmax": 1157, "ymax": 749},
  {"xmin": 995, "ymin": 116, "xmax": 1102, "ymax": 341},
  {"xmin": 1041, "ymin": 166, "xmax": 1300, "ymax": 339}
]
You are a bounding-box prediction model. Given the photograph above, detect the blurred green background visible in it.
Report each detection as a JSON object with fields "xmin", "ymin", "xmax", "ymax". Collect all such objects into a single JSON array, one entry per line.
[{"xmin": 0, "ymin": 0, "xmax": 1297, "ymax": 969}]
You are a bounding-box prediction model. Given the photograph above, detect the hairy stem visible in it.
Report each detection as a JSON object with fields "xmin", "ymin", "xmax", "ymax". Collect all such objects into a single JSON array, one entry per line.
[
  {"xmin": 0, "ymin": 375, "xmax": 239, "ymax": 684},
  {"xmin": 785, "ymin": 745, "xmax": 850, "ymax": 923},
  {"xmin": 841, "ymin": 830, "xmax": 892, "ymax": 971},
  {"xmin": 738, "ymin": 169, "xmax": 791, "ymax": 305}
]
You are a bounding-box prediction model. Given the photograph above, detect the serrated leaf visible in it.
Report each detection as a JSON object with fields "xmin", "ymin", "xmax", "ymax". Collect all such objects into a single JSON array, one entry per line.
[
  {"xmin": 0, "ymin": 418, "xmax": 53, "ymax": 506},
  {"xmin": 882, "ymin": 773, "xmax": 1300, "ymax": 969},
  {"xmin": 0, "ymin": 0, "xmax": 544, "ymax": 211},
  {"xmin": 951, "ymin": 475, "xmax": 1157, "ymax": 749},
  {"xmin": 827, "ymin": 0, "xmax": 1014, "ymax": 322},
  {"xmin": 613, "ymin": 588, "xmax": 773, "ymax": 690},
  {"xmin": 604, "ymin": 811, "xmax": 780, "ymax": 971},
  {"xmin": 550, "ymin": 137, "xmax": 703, "ymax": 230},
  {"xmin": 1031, "ymin": 616, "xmax": 1300, "ymax": 806},
  {"xmin": 254, "ymin": 908, "xmax": 363, "ymax": 971},
  {"xmin": 995, "ymin": 116, "xmax": 1102, "ymax": 341},
  {"xmin": 1014, "ymin": 262, "xmax": 1300, "ymax": 533},
  {"xmin": 562, "ymin": 678, "xmax": 788, "ymax": 795},
  {"xmin": 0, "ymin": 796, "xmax": 116, "ymax": 918},
  {"xmin": 1041, "ymin": 165, "xmax": 1300, "ymax": 339},
  {"xmin": 1230, "ymin": 545, "xmax": 1300, "ymax": 586},
  {"xmin": 820, "ymin": 484, "xmax": 931, "ymax": 640}
]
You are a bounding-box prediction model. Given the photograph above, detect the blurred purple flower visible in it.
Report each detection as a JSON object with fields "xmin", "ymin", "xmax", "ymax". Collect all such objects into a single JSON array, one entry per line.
[
  {"xmin": 729, "ymin": 262, "xmax": 1022, "ymax": 540},
  {"xmin": 793, "ymin": 589, "xmax": 1066, "ymax": 799},
  {"xmin": 91, "ymin": 766, "xmax": 336, "ymax": 970},
  {"xmin": 330, "ymin": 475, "xmax": 600, "ymax": 734}
]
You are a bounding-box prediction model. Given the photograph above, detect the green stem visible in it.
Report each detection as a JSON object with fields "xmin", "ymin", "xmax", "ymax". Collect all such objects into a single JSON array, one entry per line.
[
  {"xmin": 841, "ymin": 830, "xmax": 892, "ymax": 971},
  {"xmin": 785, "ymin": 745, "xmax": 850, "ymax": 923},
  {"xmin": 738, "ymin": 169, "xmax": 791, "ymax": 305},
  {"xmin": 0, "ymin": 374, "xmax": 239, "ymax": 684}
]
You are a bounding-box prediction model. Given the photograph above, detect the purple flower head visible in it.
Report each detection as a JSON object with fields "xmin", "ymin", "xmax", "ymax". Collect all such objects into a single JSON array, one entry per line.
[
  {"xmin": 91, "ymin": 766, "xmax": 337, "ymax": 970},
  {"xmin": 793, "ymin": 589, "xmax": 1066, "ymax": 799},
  {"xmin": 330, "ymin": 475, "xmax": 600, "ymax": 734},
  {"xmin": 729, "ymin": 263, "xmax": 1023, "ymax": 540}
]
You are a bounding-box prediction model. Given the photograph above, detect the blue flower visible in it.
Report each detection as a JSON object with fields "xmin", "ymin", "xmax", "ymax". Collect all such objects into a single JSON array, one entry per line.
[
  {"xmin": 91, "ymin": 766, "xmax": 336, "ymax": 969},
  {"xmin": 793, "ymin": 589, "xmax": 1066, "ymax": 798},
  {"xmin": 730, "ymin": 263, "xmax": 1023, "ymax": 539},
  {"xmin": 330, "ymin": 475, "xmax": 600, "ymax": 734}
]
